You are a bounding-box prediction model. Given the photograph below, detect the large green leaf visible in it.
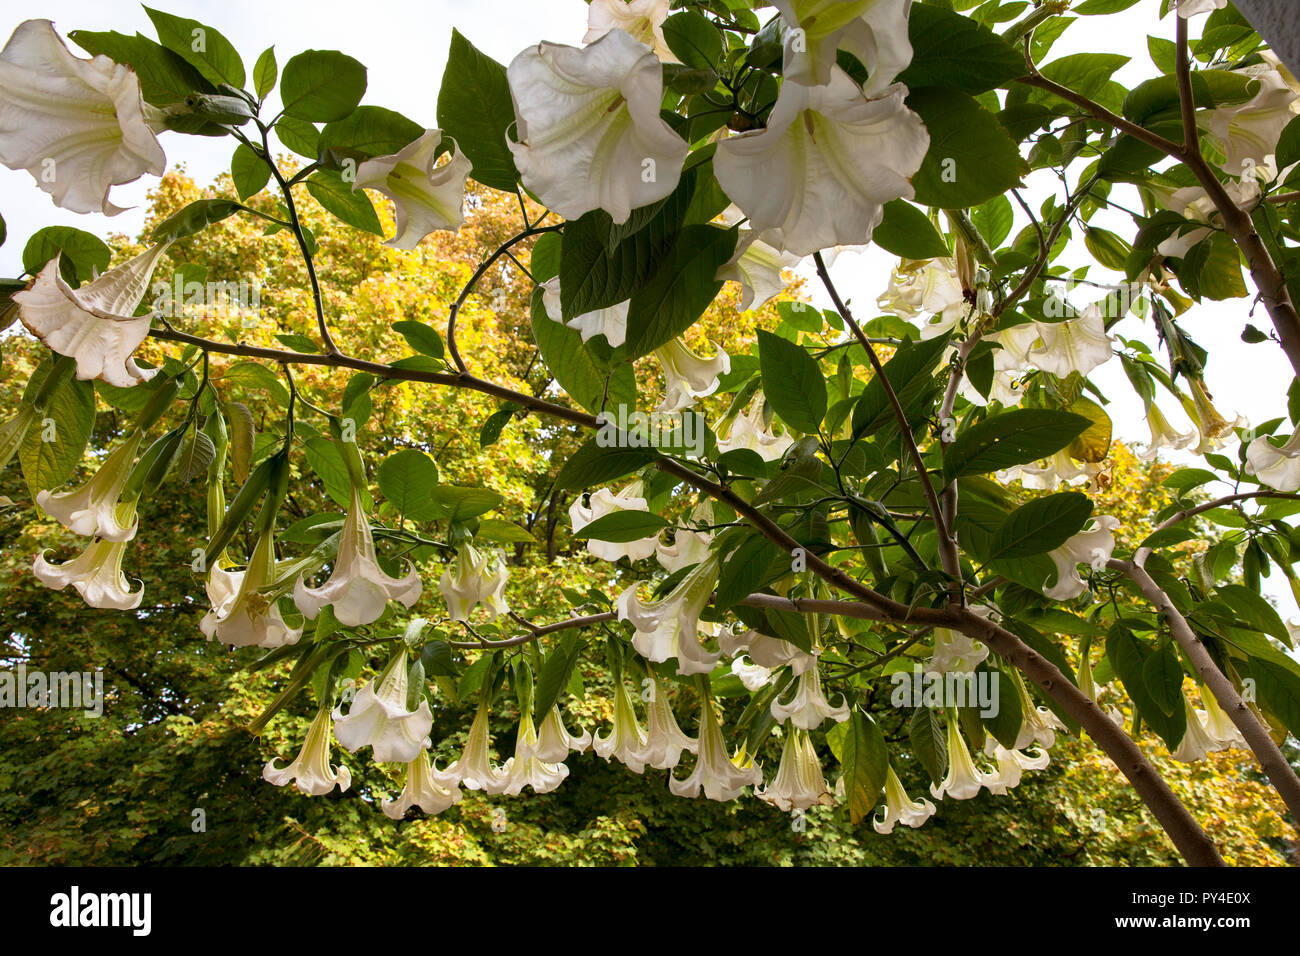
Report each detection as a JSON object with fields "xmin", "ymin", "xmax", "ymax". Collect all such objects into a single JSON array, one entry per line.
[
  {"xmin": 231, "ymin": 144, "xmax": 272, "ymax": 200},
  {"xmin": 427, "ymin": 486, "xmax": 504, "ymax": 523},
  {"xmin": 533, "ymin": 633, "xmax": 586, "ymax": 718},
  {"xmin": 872, "ymin": 199, "xmax": 951, "ymax": 259},
  {"xmin": 908, "ymin": 88, "xmax": 1028, "ymax": 208},
  {"xmin": 988, "ymin": 492, "xmax": 1093, "ymax": 560},
  {"xmin": 306, "ymin": 170, "xmax": 383, "ymax": 234},
  {"xmin": 851, "ymin": 335, "xmax": 950, "ymax": 439},
  {"xmin": 757, "ymin": 330, "xmax": 826, "ymax": 435},
  {"xmin": 838, "ymin": 709, "xmax": 889, "ymax": 825},
  {"xmin": 897, "ymin": 4, "xmax": 1026, "ymax": 94},
  {"xmin": 436, "ymin": 30, "xmax": 518, "ymax": 192},
  {"xmin": 1106, "ymin": 624, "xmax": 1187, "ymax": 749},
  {"xmin": 623, "ymin": 225, "xmax": 739, "ymax": 358},
  {"xmin": 573, "ymin": 510, "xmax": 670, "ymax": 542},
  {"xmin": 319, "ymin": 106, "xmax": 424, "ymax": 161},
  {"xmin": 20, "ymin": 366, "xmax": 95, "ymax": 499},
  {"xmin": 376, "ymin": 449, "xmax": 440, "ymax": 520},
  {"xmin": 555, "ymin": 437, "xmax": 660, "ymax": 491},
  {"xmin": 22, "ymin": 227, "xmax": 111, "ymax": 287},
  {"xmin": 908, "ymin": 706, "xmax": 948, "ymax": 785},
  {"xmin": 662, "ymin": 11, "xmax": 722, "ymax": 70},
  {"xmin": 529, "ymin": 289, "xmax": 636, "ymax": 415},
  {"xmin": 144, "ymin": 7, "xmax": 245, "ymax": 88},
  {"xmin": 943, "ymin": 409, "xmax": 1091, "ymax": 484},
  {"xmin": 70, "ymin": 30, "xmax": 215, "ymax": 105},
  {"xmin": 280, "ymin": 50, "xmax": 367, "ymax": 122}
]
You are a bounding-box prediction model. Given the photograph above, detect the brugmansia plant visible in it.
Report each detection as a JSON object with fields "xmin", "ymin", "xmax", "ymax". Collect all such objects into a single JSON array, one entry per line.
[{"xmin": 2, "ymin": 0, "xmax": 1300, "ymax": 868}]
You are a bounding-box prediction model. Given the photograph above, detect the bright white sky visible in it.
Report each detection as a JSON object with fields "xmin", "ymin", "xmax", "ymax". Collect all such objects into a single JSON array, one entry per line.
[{"xmin": 1, "ymin": 0, "xmax": 1296, "ymax": 616}]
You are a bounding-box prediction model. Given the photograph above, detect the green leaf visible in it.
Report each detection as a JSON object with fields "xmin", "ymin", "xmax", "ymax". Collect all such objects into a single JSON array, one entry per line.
[
  {"xmin": 19, "ymin": 365, "xmax": 95, "ymax": 499},
  {"xmin": 1074, "ymin": 0, "xmax": 1141, "ymax": 11},
  {"xmin": 757, "ymin": 330, "xmax": 827, "ymax": 434},
  {"xmin": 319, "ymin": 106, "xmax": 424, "ymax": 160},
  {"xmin": 70, "ymin": 30, "xmax": 215, "ymax": 106},
  {"xmin": 1253, "ymin": 659, "xmax": 1300, "ymax": 740},
  {"xmin": 978, "ymin": 664, "xmax": 1024, "ymax": 749},
  {"xmin": 151, "ymin": 198, "xmax": 245, "ymax": 243},
  {"xmin": 376, "ymin": 449, "xmax": 440, "ymax": 520},
  {"xmin": 972, "ymin": 195, "xmax": 1014, "ymax": 248},
  {"xmin": 533, "ymin": 633, "xmax": 586, "ymax": 717},
  {"xmin": 559, "ymin": 211, "xmax": 660, "ymax": 316},
  {"xmin": 897, "ymin": 4, "xmax": 1026, "ymax": 94},
  {"xmin": 1162, "ymin": 467, "xmax": 1219, "ymax": 493},
  {"xmin": 275, "ymin": 117, "xmax": 320, "ymax": 159},
  {"xmin": 989, "ymin": 492, "xmax": 1094, "ymax": 560},
  {"xmin": 529, "ymin": 289, "xmax": 636, "ymax": 415},
  {"xmin": 231, "ymin": 144, "xmax": 272, "ymax": 200},
  {"xmin": 428, "ymin": 486, "xmax": 504, "ymax": 523},
  {"xmin": 873, "ymin": 200, "xmax": 950, "ymax": 259},
  {"xmin": 305, "ymin": 170, "xmax": 382, "ymax": 234},
  {"xmin": 1064, "ymin": 395, "xmax": 1113, "ymax": 462},
  {"xmin": 662, "ymin": 11, "xmax": 722, "ymax": 70},
  {"xmin": 280, "ymin": 50, "xmax": 367, "ymax": 122},
  {"xmin": 839, "ymin": 709, "xmax": 889, "ymax": 825},
  {"xmin": 1142, "ymin": 643, "xmax": 1184, "ymax": 717},
  {"xmin": 475, "ymin": 518, "xmax": 535, "ymax": 544},
  {"xmin": 1106, "ymin": 624, "xmax": 1186, "ymax": 749},
  {"xmin": 908, "ymin": 88, "xmax": 1028, "ymax": 208},
  {"xmin": 436, "ymin": 30, "xmax": 518, "ymax": 192},
  {"xmin": 1180, "ymin": 232, "xmax": 1247, "ymax": 301},
  {"xmin": 623, "ymin": 225, "xmax": 738, "ymax": 358},
  {"xmin": 943, "ymin": 409, "xmax": 1092, "ymax": 484},
  {"xmin": 1215, "ymin": 584, "xmax": 1290, "ymax": 644},
  {"xmin": 573, "ymin": 510, "xmax": 670, "ymax": 542},
  {"xmin": 22, "ymin": 227, "xmax": 111, "ymax": 287},
  {"xmin": 392, "ymin": 320, "xmax": 445, "ymax": 359},
  {"xmin": 253, "ymin": 46, "xmax": 277, "ymax": 99},
  {"xmin": 555, "ymin": 437, "xmax": 659, "ymax": 491},
  {"xmin": 144, "ymin": 7, "xmax": 245, "ymax": 88},
  {"xmin": 715, "ymin": 533, "xmax": 779, "ymax": 613},
  {"xmin": 908, "ymin": 706, "xmax": 948, "ymax": 785},
  {"xmin": 851, "ymin": 335, "xmax": 950, "ymax": 438}
]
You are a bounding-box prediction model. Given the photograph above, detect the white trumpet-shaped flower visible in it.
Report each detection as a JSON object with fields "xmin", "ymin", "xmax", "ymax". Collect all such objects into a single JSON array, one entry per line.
[
  {"xmin": 670, "ymin": 696, "xmax": 762, "ymax": 801},
  {"xmin": 772, "ymin": 0, "xmax": 913, "ymax": 95},
  {"xmin": 382, "ymin": 752, "xmax": 462, "ymax": 819},
  {"xmin": 1180, "ymin": 378, "xmax": 1246, "ymax": 456},
  {"xmin": 501, "ymin": 711, "xmax": 570, "ymax": 795},
  {"xmin": 593, "ymin": 677, "xmax": 649, "ymax": 773},
  {"xmin": 200, "ymin": 531, "xmax": 303, "ymax": 649},
  {"xmin": 616, "ymin": 558, "xmax": 721, "ymax": 675},
  {"xmin": 1245, "ymin": 428, "xmax": 1300, "ymax": 492},
  {"xmin": 332, "ymin": 648, "xmax": 433, "ymax": 764},
  {"xmin": 507, "ymin": 28, "xmax": 688, "ymax": 224},
  {"xmin": 929, "ymin": 717, "xmax": 990, "ymax": 801},
  {"xmin": 873, "ymin": 765, "xmax": 937, "ymax": 833},
  {"xmin": 438, "ymin": 541, "xmax": 510, "ymax": 621},
  {"xmin": 997, "ymin": 449, "xmax": 1100, "ymax": 492},
  {"xmin": 1172, "ymin": 694, "xmax": 1221, "ymax": 763},
  {"xmin": 926, "ymin": 628, "xmax": 989, "ymax": 674},
  {"xmin": 0, "ymin": 20, "xmax": 165, "ymax": 214},
  {"xmin": 1043, "ymin": 515, "xmax": 1120, "ymax": 601},
  {"xmin": 540, "ymin": 276, "xmax": 628, "ymax": 347},
  {"xmin": 652, "ymin": 337, "xmax": 730, "ymax": 413},
  {"xmin": 569, "ymin": 480, "xmax": 658, "ymax": 563},
  {"xmin": 731, "ymin": 655, "xmax": 775, "ymax": 692},
  {"xmin": 1139, "ymin": 402, "xmax": 1196, "ymax": 462},
  {"xmin": 633, "ymin": 676, "xmax": 698, "ymax": 770},
  {"xmin": 1027, "ymin": 306, "xmax": 1114, "ymax": 379},
  {"xmin": 757, "ymin": 726, "xmax": 834, "ymax": 811},
  {"xmin": 14, "ymin": 244, "xmax": 171, "ymax": 388},
  {"xmin": 720, "ymin": 626, "xmax": 816, "ymax": 675},
  {"xmin": 36, "ymin": 430, "xmax": 143, "ymax": 540},
  {"xmin": 1200, "ymin": 690, "xmax": 1246, "ymax": 749},
  {"xmin": 983, "ymin": 743, "xmax": 1050, "ymax": 796},
  {"xmin": 655, "ymin": 501, "xmax": 713, "ymax": 573},
  {"xmin": 295, "ymin": 486, "xmax": 422, "ymax": 627},
  {"xmin": 532, "ymin": 706, "xmax": 592, "ymax": 763},
  {"xmin": 878, "ymin": 258, "xmax": 968, "ymax": 340},
  {"xmin": 33, "ymin": 537, "xmax": 141, "ymax": 610},
  {"xmin": 1177, "ymin": 0, "xmax": 1225, "ymax": 16},
  {"xmin": 1205, "ymin": 62, "xmax": 1300, "ymax": 175},
  {"xmin": 445, "ymin": 700, "xmax": 509, "ymax": 793},
  {"xmin": 715, "ymin": 66, "xmax": 928, "ymax": 257},
  {"xmin": 584, "ymin": 0, "xmax": 677, "ymax": 63},
  {"xmin": 716, "ymin": 227, "xmax": 800, "ymax": 311},
  {"xmin": 717, "ymin": 392, "xmax": 794, "ymax": 460},
  {"xmin": 263, "ymin": 705, "xmax": 352, "ymax": 796},
  {"xmin": 770, "ymin": 665, "xmax": 849, "ymax": 730},
  {"xmin": 354, "ymin": 129, "xmax": 472, "ymax": 249}
]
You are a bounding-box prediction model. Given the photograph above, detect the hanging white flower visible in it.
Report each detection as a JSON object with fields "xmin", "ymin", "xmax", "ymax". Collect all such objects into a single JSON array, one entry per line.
[
  {"xmin": 770, "ymin": 665, "xmax": 849, "ymax": 730},
  {"xmin": 353, "ymin": 129, "xmax": 472, "ymax": 249},
  {"xmin": 14, "ymin": 244, "xmax": 172, "ymax": 388},
  {"xmin": 632, "ymin": 675, "xmax": 698, "ymax": 770},
  {"xmin": 382, "ymin": 752, "xmax": 463, "ymax": 819},
  {"xmin": 1139, "ymin": 402, "xmax": 1196, "ymax": 462},
  {"xmin": 720, "ymin": 626, "xmax": 816, "ymax": 675},
  {"xmin": 715, "ymin": 67, "xmax": 929, "ymax": 257},
  {"xmin": 717, "ymin": 392, "xmax": 794, "ymax": 461},
  {"xmin": 501, "ymin": 711, "xmax": 570, "ymax": 795},
  {"xmin": 772, "ymin": 0, "xmax": 914, "ymax": 95},
  {"xmin": 507, "ymin": 28, "xmax": 688, "ymax": 224},
  {"xmin": 731, "ymin": 654, "xmax": 775, "ymax": 692},
  {"xmin": 716, "ymin": 227, "xmax": 800, "ymax": 311},
  {"xmin": 540, "ymin": 276, "xmax": 628, "ymax": 347},
  {"xmin": 1027, "ymin": 305, "xmax": 1113, "ymax": 379},
  {"xmin": 655, "ymin": 501, "xmax": 714, "ymax": 573},
  {"xmin": 1205, "ymin": 60, "xmax": 1300, "ymax": 175},
  {"xmin": 983, "ymin": 743, "xmax": 1050, "ymax": 796},
  {"xmin": 1245, "ymin": 428, "xmax": 1300, "ymax": 492},
  {"xmin": 878, "ymin": 258, "xmax": 968, "ymax": 340},
  {"xmin": 616, "ymin": 558, "xmax": 721, "ymax": 675},
  {"xmin": 1179, "ymin": 378, "xmax": 1246, "ymax": 456},
  {"xmin": 1172, "ymin": 695, "xmax": 1221, "ymax": 762},
  {"xmin": 1200, "ymin": 690, "xmax": 1246, "ymax": 749},
  {"xmin": 332, "ymin": 648, "xmax": 433, "ymax": 764},
  {"xmin": 295, "ymin": 486, "xmax": 423, "ymax": 627},
  {"xmin": 35, "ymin": 430, "xmax": 143, "ymax": 541},
  {"xmin": 873, "ymin": 765, "xmax": 937, "ymax": 833},
  {"xmin": 756, "ymin": 726, "xmax": 834, "ymax": 811},
  {"xmin": 532, "ymin": 706, "xmax": 592, "ymax": 763},
  {"xmin": 446, "ymin": 700, "xmax": 509, "ymax": 793},
  {"xmin": 1154, "ymin": 179, "xmax": 1262, "ymax": 258},
  {"xmin": 33, "ymin": 537, "xmax": 141, "ymax": 610},
  {"xmin": 569, "ymin": 480, "xmax": 658, "ymax": 563},
  {"xmin": 438, "ymin": 541, "xmax": 510, "ymax": 622},
  {"xmin": 652, "ymin": 337, "xmax": 730, "ymax": 413},
  {"xmin": 1043, "ymin": 515, "xmax": 1120, "ymax": 601},
  {"xmin": 929, "ymin": 717, "xmax": 990, "ymax": 801},
  {"xmin": 263, "ymin": 705, "xmax": 352, "ymax": 797},
  {"xmin": 593, "ymin": 677, "xmax": 649, "ymax": 773},
  {"xmin": 669, "ymin": 696, "xmax": 762, "ymax": 801},
  {"xmin": 926, "ymin": 628, "xmax": 988, "ymax": 674},
  {"xmin": 0, "ymin": 19, "xmax": 165, "ymax": 214},
  {"xmin": 200, "ymin": 532, "xmax": 303, "ymax": 649},
  {"xmin": 997, "ymin": 450, "xmax": 1100, "ymax": 492},
  {"xmin": 584, "ymin": 0, "xmax": 677, "ymax": 63},
  {"xmin": 1176, "ymin": 0, "xmax": 1226, "ymax": 16}
]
